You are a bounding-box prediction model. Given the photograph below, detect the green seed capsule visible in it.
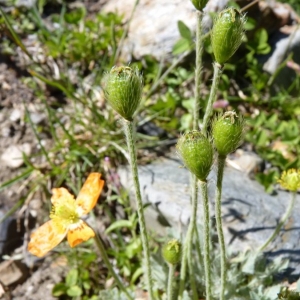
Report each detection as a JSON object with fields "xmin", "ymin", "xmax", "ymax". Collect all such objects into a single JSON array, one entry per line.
[
  {"xmin": 211, "ymin": 8, "xmax": 245, "ymax": 65},
  {"xmin": 177, "ymin": 131, "xmax": 213, "ymax": 181},
  {"xmin": 190, "ymin": 0, "xmax": 209, "ymax": 11},
  {"xmin": 162, "ymin": 239, "xmax": 182, "ymax": 265},
  {"xmin": 104, "ymin": 66, "xmax": 143, "ymax": 121},
  {"xmin": 212, "ymin": 111, "xmax": 244, "ymax": 157}
]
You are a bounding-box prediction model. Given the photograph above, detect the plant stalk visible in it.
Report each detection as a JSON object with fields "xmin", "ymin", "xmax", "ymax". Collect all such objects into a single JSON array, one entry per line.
[
  {"xmin": 94, "ymin": 234, "xmax": 133, "ymax": 300},
  {"xmin": 259, "ymin": 192, "xmax": 296, "ymax": 252},
  {"xmin": 123, "ymin": 119, "xmax": 154, "ymax": 300},
  {"xmin": 193, "ymin": 10, "xmax": 204, "ymax": 130},
  {"xmin": 167, "ymin": 263, "xmax": 175, "ymax": 300},
  {"xmin": 215, "ymin": 155, "xmax": 227, "ymax": 300},
  {"xmin": 200, "ymin": 180, "xmax": 212, "ymax": 300},
  {"xmin": 202, "ymin": 62, "xmax": 223, "ymax": 134},
  {"xmin": 178, "ymin": 175, "xmax": 199, "ymax": 299}
]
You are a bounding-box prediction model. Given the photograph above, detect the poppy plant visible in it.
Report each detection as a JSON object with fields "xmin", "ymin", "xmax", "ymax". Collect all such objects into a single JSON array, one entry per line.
[{"xmin": 28, "ymin": 173, "xmax": 104, "ymax": 257}]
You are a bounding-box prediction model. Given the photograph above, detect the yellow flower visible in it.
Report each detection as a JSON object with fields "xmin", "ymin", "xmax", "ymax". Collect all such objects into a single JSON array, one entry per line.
[
  {"xmin": 28, "ymin": 173, "xmax": 104, "ymax": 257},
  {"xmin": 278, "ymin": 169, "xmax": 300, "ymax": 192}
]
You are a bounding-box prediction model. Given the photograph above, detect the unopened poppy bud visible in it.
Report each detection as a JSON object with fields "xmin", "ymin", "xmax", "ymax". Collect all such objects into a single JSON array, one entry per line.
[
  {"xmin": 162, "ymin": 239, "xmax": 182, "ymax": 265},
  {"xmin": 177, "ymin": 131, "xmax": 213, "ymax": 181},
  {"xmin": 104, "ymin": 66, "xmax": 143, "ymax": 121},
  {"xmin": 190, "ymin": 0, "xmax": 209, "ymax": 11},
  {"xmin": 211, "ymin": 8, "xmax": 246, "ymax": 65},
  {"xmin": 212, "ymin": 111, "xmax": 244, "ymax": 157}
]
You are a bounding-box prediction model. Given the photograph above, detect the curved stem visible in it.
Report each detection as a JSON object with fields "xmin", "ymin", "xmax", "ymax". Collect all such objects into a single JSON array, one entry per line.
[
  {"xmin": 193, "ymin": 10, "xmax": 204, "ymax": 130},
  {"xmin": 202, "ymin": 62, "xmax": 223, "ymax": 135},
  {"xmin": 94, "ymin": 234, "xmax": 133, "ymax": 300},
  {"xmin": 200, "ymin": 180, "xmax": 212, "ymax": 300},
  {"xmin": 178, "ymin": 175, "xmax": 199, "ymax": 299},
  {"xmin": 123, "ymin": 120, "xmax": 154, "ymax": 300},
  {"xmin": 215, "ymin": 155, "xmax": 227, "ymax": 300},
  {"xmin": 167, "ymin": 263, "xmax": 175, "ymax": 300},
  {"xmin": 259, "ymin": 192, "xmax": 296, "ymax": 252}
]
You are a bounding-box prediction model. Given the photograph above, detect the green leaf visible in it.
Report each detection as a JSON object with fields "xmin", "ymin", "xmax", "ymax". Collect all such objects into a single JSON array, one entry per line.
[
  {"xmin": 64, "ymin": 7, "xmax": 86, "ymax": 24},
  {"xmin": 66, "ymin": 269, "xmax": 78, "ymax": 287},
  {"xmin": 172, "ymin": 38, "xmax": 192, "ymax": 55},
  {"xmin": 67, "ymin": 285, "xmax": 83, "ymax": 297},
  {"xmin": 177, "ymin": 21, "xmax": 192, "ymax": 41},
  {"xmin": 105, "ymin": 219, "xmax": 133, "ymax": 234},
  {"xmin": 52, "ymin": 283, "xmax": 68, "ymax": 297},
  {"xmin": 241, "ymin": 251, "xmax": 259, "ymax": 274},
  {"xmin": 130, "ymin": 267, "xmax": 143, "ymax": 284}
]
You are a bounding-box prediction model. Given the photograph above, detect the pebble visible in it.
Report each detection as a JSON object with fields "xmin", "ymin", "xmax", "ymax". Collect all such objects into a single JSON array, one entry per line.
[{"xmin": 1, "ymin": 143, "xmax": 32, "ymax": 169}]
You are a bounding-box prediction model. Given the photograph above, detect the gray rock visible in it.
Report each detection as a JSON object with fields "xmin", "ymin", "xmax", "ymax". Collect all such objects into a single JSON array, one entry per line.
[
  {"xmin": 1, "ymin": 143, "xmax": 32, "ymax": 169},
  {"xmin": 118, "ymin": 154, "xmax": 300, "ymax": 274},
  {"xmin": 262, "ymin": 26, "xmax": 300, "ymax": 91},
  {"xmin": 103, "ymin": 0, "xmax": 228, "ymax": 60}
]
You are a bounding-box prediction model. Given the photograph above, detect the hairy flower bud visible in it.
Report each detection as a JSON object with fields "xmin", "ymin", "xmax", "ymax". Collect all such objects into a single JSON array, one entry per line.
[
  {"xmin": 190, "ymin": 0, "xmax": 209, "ymax": 11},
  {"xmin": 162, "ymin": 239, "xmax": 182, "ymax": 265},
  {"xmin": 212, "ymin": 111, "xmax": 244, "ymax": 157},
  {"xmin": 104, "ymin": 66, "xmax": 143, "ymax": 121},
  {"xmin": 211, "ymin": 8, "xmax": 246, "ymax": 65},
  {"xmin": 177, "ymin": 131, "xmax": 213, "ymax": 181}
]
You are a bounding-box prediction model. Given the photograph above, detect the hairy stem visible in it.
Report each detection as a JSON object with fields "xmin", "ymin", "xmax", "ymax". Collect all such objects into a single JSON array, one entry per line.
[
  {"xmin": 215, "ymin": 155, "xmax": 227, "ymax": 300},
  {"xmin": 202, "ymin": 62, "xmax": 223, "ymax": 134},
  {"xmin": 178, "ymin": 175, "xmax": 199, "ymax": 299},
  {"xmin": 193, "ymin": 10, "xmax": 204, "ymax": 130},
  {"xmin": 94, "ymin": 234, "xmax": 133, "ymax": 300},
  {"xmin": 123, "ymin": 120, "xmax": 154, "ymax": 300},
  {"xmin": 167, "ymin": 263, "xmax": 175, "ymax": 300},
  {"xmin": 200, "ymin": 180, "xmax": 212, "ymax": 300},
  {"xmin": 259, "ymin": 192, "xmax": 296, "ymax": 252}
]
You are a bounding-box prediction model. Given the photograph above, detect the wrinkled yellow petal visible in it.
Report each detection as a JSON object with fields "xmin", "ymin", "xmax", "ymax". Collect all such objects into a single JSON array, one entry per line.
[
  {"xmin": 28, "ymin": 220, "xmax": 67, "ymax": 257},
  {"xmin": 51, "ymin": 187, "xmax": 75, "ymax": 206},
  {"xmin": 67, "ymin": 220, "xmax": 95, "ymax": 248},
  {"xmin": 75, "ymin": 173, "xmax": 104, "ymax": 216}
]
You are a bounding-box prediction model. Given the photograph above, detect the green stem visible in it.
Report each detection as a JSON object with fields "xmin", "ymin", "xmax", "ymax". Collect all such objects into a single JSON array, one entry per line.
[
  {"xmin": 200, "ymin": 180, "xmax": 212, "ymax": 300},
  {"xmin": 167, "ymin": 263, "xmax": 175, "ymax": 300},
  {"xmin": 123, "ymin": 119, "xmax": 154, "ymax": 300},
  {"xmin": 94, "ymin": 234, "xmax": 133, "ymax": 300},
  {"xmin": 188, "ymin": 244, "xmax": 199, "ymax": 300},
  {"xmin": 193, "ymin": 10, "xmax": 204, "ymax": 130},
  {"xmin": 195, "ymin": 226, "xmax": 204, "ymax": 269},
  {"xmin": 215, "ymin": 155, "xmax": 227, "ymax": 300},
  {"xmin": 259, "ymin": 192, "xmax": 296, "ymax": 252},
  {"xmin": 202, "ymin": 62, "xmax": 223, "ymax": 135},
  {"xmin": 178, "ymin": 175, "xmax": 199, "ymax": 299}
]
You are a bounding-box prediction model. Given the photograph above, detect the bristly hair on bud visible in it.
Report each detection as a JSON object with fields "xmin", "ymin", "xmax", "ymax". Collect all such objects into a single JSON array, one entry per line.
[
  {"xmin": 104, "ymin": 66, "xmax": 143, "ymax": 121},
  {"xmin": 162, "ymin": 239, "xmax": 182, "ymax": 265},
  {"xmin": 176, "ymin": 131, "xmax": 214, "ymax": 181},
  {"xmin": 212, "ymin": 111, "xmax": 245, "ymax": 157},
  {"xmin": 211, "ymin": 8, "xmax": 246, "ymax": 65},
  {"xmin": 190, "ymin": 0, "xmax": 209, "ymax": 11}
]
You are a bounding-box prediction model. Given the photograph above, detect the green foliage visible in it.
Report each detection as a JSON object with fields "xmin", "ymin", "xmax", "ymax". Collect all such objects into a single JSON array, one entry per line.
[
  {"xmin": 173, "ymin": 21, "xmax": 194, "ymax": 55},
  {"xmin": 52, "ymin": 251, "xmax": 101, "ymax": 299}
]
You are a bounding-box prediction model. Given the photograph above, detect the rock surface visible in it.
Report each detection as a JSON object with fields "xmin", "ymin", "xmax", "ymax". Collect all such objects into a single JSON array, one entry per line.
[
  {"xmin": 103, "ymin": 0, "xmax": 228, "ymax": 60},
  {"xmin": 119, "ymin": 153, "xmax": 300, "ymax": 275}
]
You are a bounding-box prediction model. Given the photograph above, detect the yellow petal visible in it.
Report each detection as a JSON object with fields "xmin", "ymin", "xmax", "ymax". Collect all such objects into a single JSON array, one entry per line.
[
  {"xmin": 51, "ymin": 187, "xmax": 75, "ymax": 206},
  {"xmin": 67, "ymin": 220, "xmax": 95, "ymax": 248},
  {"xmin": 75, "ymin": 173, "xmax": 104, "ymax": 215},
  {"xmin": 28, "ymin": 220, "xmax": 67, "ymax": 257}
]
